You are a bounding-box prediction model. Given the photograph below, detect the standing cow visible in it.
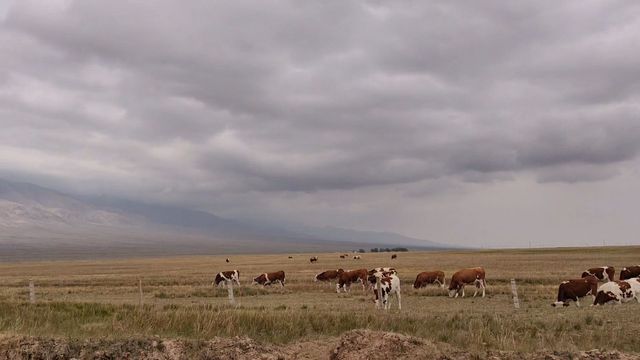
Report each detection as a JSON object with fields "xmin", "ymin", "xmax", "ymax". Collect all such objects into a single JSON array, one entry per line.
[
  {"xmin": 310, "ymin": 256, "xmax": 318, "ymax": 263},
  {"xmin": 620, "ymin": 266, "xmax": 640, "ymax": 280},
  {"xmin": 367, "ymin": 272, "xmax": 401, "ymax": 310},
  {"xmin": 552, "ymin": 275, "xmax": 598, "ymax": 307},
  {"xmin": 414, "ymin": 271, "xmax": 446, "ymax": 289},
  {"xmin": 391, "ymin": 254, "xmax": 397, "ymax": 259},
  {"xmin": 448, "ymin": 267, "xmax": 486, "ymax": 298},
  {"xmin": 213, "ymin": 270, "xmax": 240, "ymax": 288},
  {"xmin": 336, "ymin": 269, "xmax": 368, "ymax": 293},
  {"xmin": 581, "ymin": 266, "xmax": 615, "ymax": 282},
  {"xmin": 252, "ymin": 270, "xmax": 286, "ymax": 287},
  {"xmin": 593, "ymin": 278, "xmax": 640, "ymax": 305}
]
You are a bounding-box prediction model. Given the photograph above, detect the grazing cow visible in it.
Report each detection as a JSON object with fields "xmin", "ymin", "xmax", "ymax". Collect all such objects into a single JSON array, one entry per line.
[
  {"xmin": 225, "ymin": 258, "xmax": 230, "ymax": 263},
  {"xmin": 367, "ymin": 272, "xmax": 401, "ymax": 310},
  {"xmin": 391, "ymin": 254, "xmax": 397, "ymax": 259},
  {"xmin": 314, "ymin": 269, "xmax": 344, "ymax": 283},
  {"xmin": 581, "ymin": 266, "xmax": 615, "ymax": 282},
  {"xmin": 252, "ymin": 270, "xmax": 286, "ymax": 287},
  {"xmin": 213, "ymin": 270, "xmax": 240, "ymax": 288},
  {"xmin": 353, "ymin": 255, "xmax": 361, "ymax": 260},
  {"xmin": 620, "ymin": 265, "xmax": 640, "ymax": 280},
  {"xmin": 448, "ymin": 267, "xmax": 486, "ymax": 298},
  {"xmin": 336, "ymin": 268, "xmax": 368, "ymax": 293},
  {"xmin": 288, "ymin": 256, "xmax": 293, "ymax": 259},
  {"xmin": 593, "ymin": 278, "xmax": 640, "ymax": 306},
  {"xmin": 552, "ymin": 275, "xmax": 598, "ymax": 307},
  {"xmin": 413, "ymin": 271, "xmax": 446, "ymax": 289},
  {"xmin": 310, "ymin": 256, "xmax": 318, "ymax": 263}
]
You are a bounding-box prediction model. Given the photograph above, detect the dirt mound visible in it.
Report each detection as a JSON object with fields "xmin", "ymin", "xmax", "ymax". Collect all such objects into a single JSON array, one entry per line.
[{"xmin": 0, "ymin": 332, "xmax": 637, "ymax": 360}]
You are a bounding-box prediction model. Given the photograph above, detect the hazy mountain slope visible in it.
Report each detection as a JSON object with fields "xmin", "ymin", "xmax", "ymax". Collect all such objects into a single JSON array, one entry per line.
[{"xmin": 0, "ymin": 178, "xmax": 447, "ymax": 260}]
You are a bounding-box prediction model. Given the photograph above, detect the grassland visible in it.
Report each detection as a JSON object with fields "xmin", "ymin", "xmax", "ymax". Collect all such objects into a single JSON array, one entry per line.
[{"xmin": 0, "ymin": 246, "xmax": 639, "ymax": 354}]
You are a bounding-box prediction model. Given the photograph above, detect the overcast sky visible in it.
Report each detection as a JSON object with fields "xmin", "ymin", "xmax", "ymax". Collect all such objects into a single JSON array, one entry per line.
[{"xmin": 1, "ymin": 1, "xmax": 639, "ymax": 248}]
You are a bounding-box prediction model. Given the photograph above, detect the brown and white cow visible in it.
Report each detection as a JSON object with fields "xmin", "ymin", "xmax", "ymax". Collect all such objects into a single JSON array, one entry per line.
[
  {"xmin": 252, "ymin": 270, "xmax": 286, "ymax": 287},
  {"xmin": 340, "ymin": 255, "xmax": 346, "ymax": 259},
  {"xmin": 593, "ymin": 278, "xmax": 640, "ymax": 306},
  {"xmin": 310, "ymin": 256, "xmax": 318, "ymax": 263},
  {"xmin": 213, "ymin": 270, "xmax": 240, "ymax": 288},
  {"xmin": 314, "ymin": 269, "xmax": 344, "ymax": 283},
  {"xmin": 414, "ymin": 271, "xmax": 446, "ymax": 289},
  {"xmin": 581, "ymin": 266, "xmax": 615, "ymax": 282},
  {"xmin": 552, "ymin": 275, "xmax": 598, "ymax": 307},
  {"xmin": 367, "ymin": 272, "xmax": 401, "ymax": 310},
  {"xmin": 336, "ymin": 268, "xmax": 368, "ymax": 293},
  {"xmin": 369, "ymin": 267, "xmax": 397, "ymax": 276},
  {"xmin": 448, "ymin": 267, "xmax": 486, "ymax": 298},
  {"xmin": 225, "ymin": 258, "xmax": 230, "ymax": 263},
  {"xmin": 620, "ymin": 265, "xmax": 640, "ymax": 280},
  {"xmin": 391, "ymin": 254, "xmax": 397, "ymax": 259},
  {"xmin": 353, "ymin": 255, "xmax": 361, "ymax": 260}
]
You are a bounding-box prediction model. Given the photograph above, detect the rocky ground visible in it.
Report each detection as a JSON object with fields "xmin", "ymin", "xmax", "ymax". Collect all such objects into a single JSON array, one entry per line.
[{"xmin": 0, "ymin": 330, "xmax": 637, "ymax": 360}]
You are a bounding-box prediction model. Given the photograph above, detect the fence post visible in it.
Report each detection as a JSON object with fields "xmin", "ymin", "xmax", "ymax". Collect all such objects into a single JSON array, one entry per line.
[
  {"xmin": 510, "ymin": 279, "xmax": 520, "ymax": 309},
  {"xmin": 138, "ymin": 278, "xmax": 143, "ymax": 310},
  {"xmin": 227, "ymin": 281, "xmax": 236, "ymax": 305},
  {"xmin": 29, "ymin": 280, "xmax": 36, "ymax": 304},
  {"xmin": 376, "ymin": 277, "xmax": 382, "ymax": 310}
]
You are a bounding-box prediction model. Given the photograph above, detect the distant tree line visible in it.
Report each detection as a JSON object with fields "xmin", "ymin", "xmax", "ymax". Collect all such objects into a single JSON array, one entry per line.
[{"xmin": 369, "ymin": 247, "xmax": 409, "ymax": 253}]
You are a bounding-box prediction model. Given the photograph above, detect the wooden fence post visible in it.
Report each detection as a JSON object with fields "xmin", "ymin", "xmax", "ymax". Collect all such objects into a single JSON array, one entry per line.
[
  {"xmin": 29, "ymin": 280, "xmax": 36, "ymax": 304},
  {"xmin": 376, "ymin": 277, "xmax": 382, "ymax": 310},
  {"xmin": 227, "ymin": 281, "xmax": 236, "ymax": 305},
  {"xmin": 138, "ymin": 278, "xmax": 143, "ymax": 310},
  {"xmin": 510, "ymin": 279, "xmax": 520, "ymax": 309}
]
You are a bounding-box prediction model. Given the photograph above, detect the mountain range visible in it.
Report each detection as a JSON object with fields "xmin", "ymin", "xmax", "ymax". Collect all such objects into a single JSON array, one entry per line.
[{"xmin": 0, "ymin": 178, "xmax": 448, "ymax": 260}]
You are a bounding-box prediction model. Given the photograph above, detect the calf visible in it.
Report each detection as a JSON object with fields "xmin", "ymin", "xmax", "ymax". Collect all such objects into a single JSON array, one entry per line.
[
  {"xmin": 336, "ymin": 268, "xmax": 368, "ymax": 293},
  {"xmin": 448, "ymin": 267, "xmax": 486, "ymax": 298},
  {"xmin": 310, "ymin": 256, "xmax": 318, "ymax": 263},
  {"xmin": 367, "ymin": 272, "xmax": 401, "ymax": 310},
  {"xmin": 252, "ymin": 270, "xmax": 286, "ymax": 287},
  {"xmin": 213, "ymin": 270, "xmax": 240, "ymax": 288},
  {"xmin": 552, "ymin": 275, "xmax": 598, "ymax": 307},
  {"xmin": 581, "ymin": 266, "xmax": 615, "ymax": 282},
  {"xmin": 414, "ymin": 271, "xmax": 446, "ymax": 289},
  {"xmin": 593, "ymin": 278, "xmax": 640, "ymax": 305},
  {"xmin": 314, "ymin": 269, "xmax": 344, "ymax": 283},
  {"xmin": 620, "ymin": 265, "xmax": 640, "ymax": 280}
]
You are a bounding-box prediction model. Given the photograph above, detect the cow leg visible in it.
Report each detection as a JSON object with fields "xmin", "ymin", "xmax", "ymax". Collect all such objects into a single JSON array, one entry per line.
[
  {"xmin": 575, "ymin": 299, "xmax": 580, "ymax": 307},
  {"xmin": 461, "ymin": 286, "xmax": 465, "ymax": 298},
  {"xmin": 481, "ymin": 280, "xmax": 486, "ymax": 298},
  {"xmin": 336, "ymin": 283, "xmax": 341, "ymax": 293},
  {"xmin": 397, "ymin": 291, "xmax": 402, "ymax": 311}
]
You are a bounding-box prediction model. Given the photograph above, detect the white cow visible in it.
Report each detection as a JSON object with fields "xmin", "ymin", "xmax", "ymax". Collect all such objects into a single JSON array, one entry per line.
[
  {"xmin": 593, "ymin": 278, "xmax": 640, "ymax": 305},
  {"xmin": 369, "ymin": 273, "xmax": 401, "ymax": 310}
]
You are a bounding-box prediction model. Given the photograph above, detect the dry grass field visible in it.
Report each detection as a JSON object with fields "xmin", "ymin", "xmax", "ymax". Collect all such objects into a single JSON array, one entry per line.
[{"xmin": 1, "ymin": 246, "xmax": 639, "ymax": 357}]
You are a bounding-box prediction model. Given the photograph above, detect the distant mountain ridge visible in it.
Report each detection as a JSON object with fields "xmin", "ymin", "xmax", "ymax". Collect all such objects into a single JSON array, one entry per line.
[{"xmin": 0, "ymin": 178, "xmax": 448, "ymax": 260}]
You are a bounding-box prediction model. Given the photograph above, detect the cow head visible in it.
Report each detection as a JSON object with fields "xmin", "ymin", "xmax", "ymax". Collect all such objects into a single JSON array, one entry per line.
[
  {"xmin": 252, "ymin": 274, "xmax": 265, "ymax": 285},
  {"xmin": 448, "ymin": 283, "xmax": 460, "ymax": 298}
]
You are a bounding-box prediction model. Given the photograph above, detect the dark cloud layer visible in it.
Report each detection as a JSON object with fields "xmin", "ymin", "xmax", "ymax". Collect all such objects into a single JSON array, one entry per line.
[{"xmin": 1, "ymin": 1, "xmax": 639, "ymax": 246}]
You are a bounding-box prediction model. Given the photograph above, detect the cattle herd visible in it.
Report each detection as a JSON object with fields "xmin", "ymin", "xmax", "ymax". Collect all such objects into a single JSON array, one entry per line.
[
  {"xmin": 213, "ymin": 256, "xmax": 640, "ymax": 310},
  {"xmin": 214, "ymin": 255, "xmax": 488, "ymax": 310},
  {"xmin": 554, "ymin": 265, "xmax": 640, "ymax": 307}
]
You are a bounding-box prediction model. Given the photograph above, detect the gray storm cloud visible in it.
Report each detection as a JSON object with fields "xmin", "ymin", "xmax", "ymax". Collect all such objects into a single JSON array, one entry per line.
[{"xmin": 1, "ymin": 1, "xmax": 639, "ymax": 247}]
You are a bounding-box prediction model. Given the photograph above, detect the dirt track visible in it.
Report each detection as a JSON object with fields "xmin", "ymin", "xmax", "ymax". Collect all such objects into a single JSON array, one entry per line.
[{"xmin": 1, "ymin": 330, "xmax": 637, "ymax": 360}]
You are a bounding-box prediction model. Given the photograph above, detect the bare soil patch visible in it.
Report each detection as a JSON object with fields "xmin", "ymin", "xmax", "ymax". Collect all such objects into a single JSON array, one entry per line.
[{"xmin": 1, "ymin": 330, "xmax": 637, "ymax": 360}]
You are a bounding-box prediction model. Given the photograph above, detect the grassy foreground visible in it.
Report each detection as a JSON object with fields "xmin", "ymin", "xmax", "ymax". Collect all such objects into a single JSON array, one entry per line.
[{"xmin": 0, "ymin": 246, "xmax": 639, "ymax": 353}]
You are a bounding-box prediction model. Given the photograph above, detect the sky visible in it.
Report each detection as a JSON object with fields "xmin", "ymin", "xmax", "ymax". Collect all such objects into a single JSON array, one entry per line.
[{"xmin": 1, "ymin": 1, "xmax": 639, "ymax": 248}]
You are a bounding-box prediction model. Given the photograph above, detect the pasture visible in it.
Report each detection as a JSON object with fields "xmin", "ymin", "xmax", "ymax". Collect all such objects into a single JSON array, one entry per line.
[{"xmin": 0, "ymin": 246, "xmax": 639, "ymax": 355}]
